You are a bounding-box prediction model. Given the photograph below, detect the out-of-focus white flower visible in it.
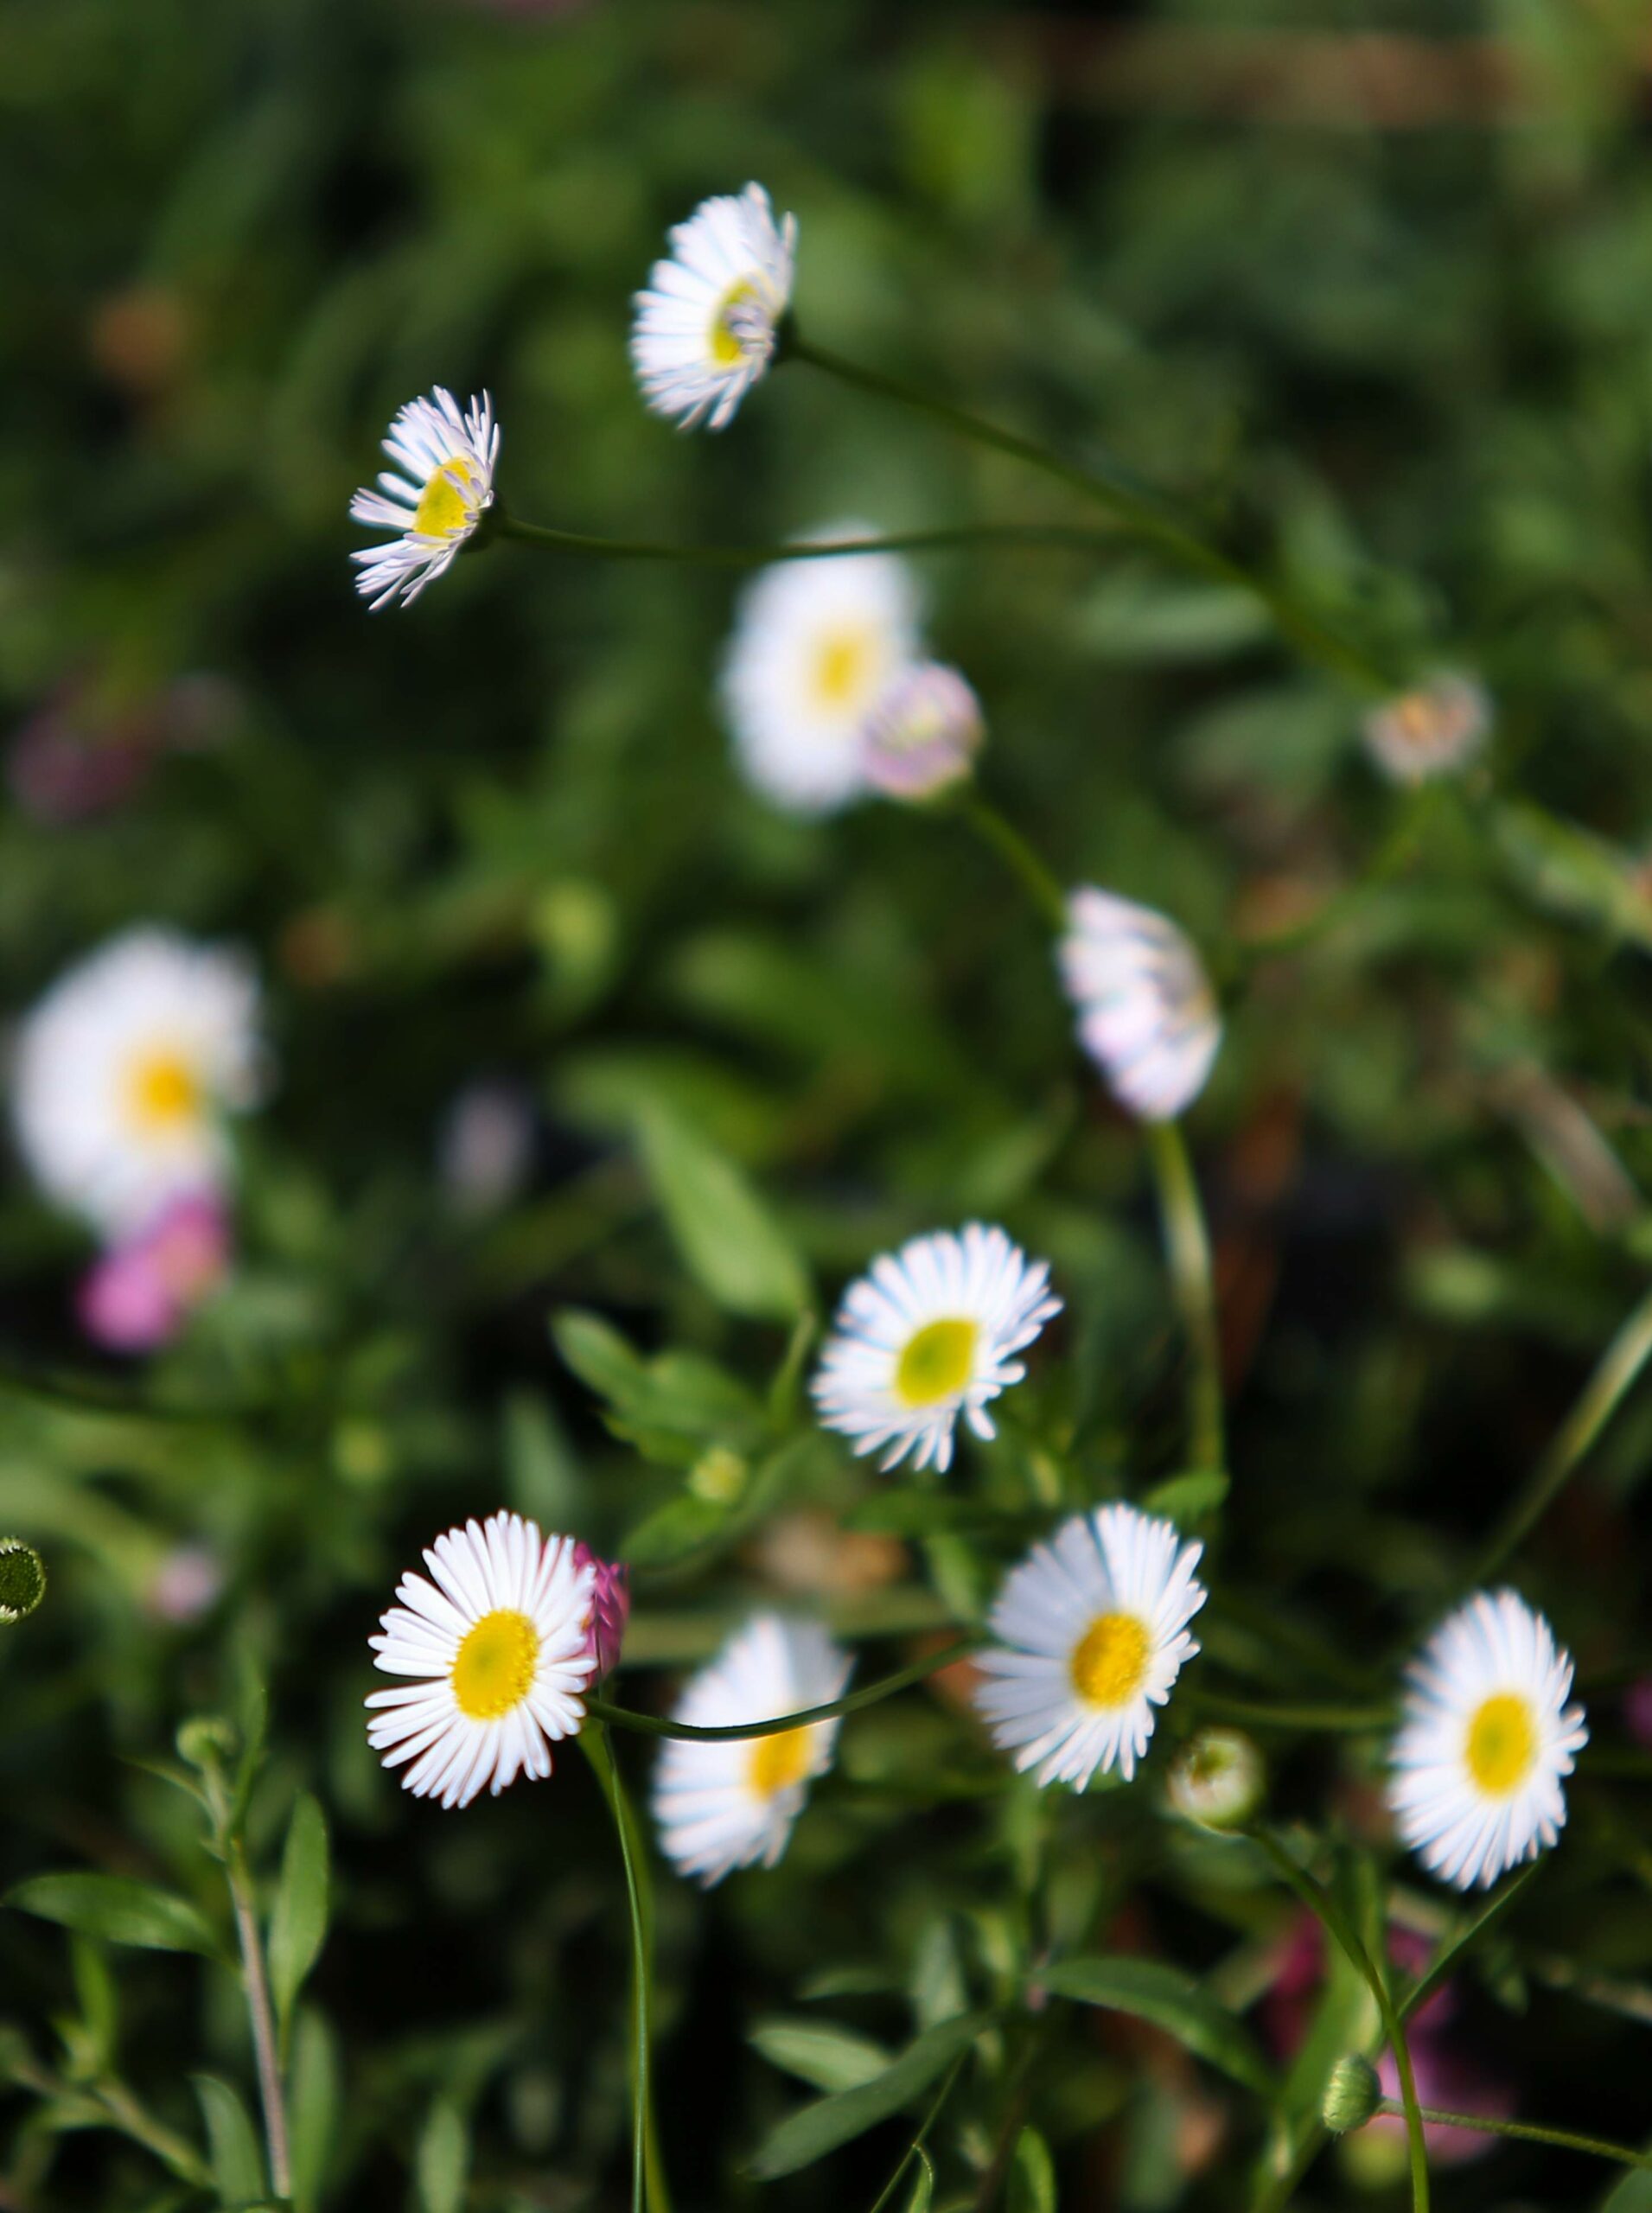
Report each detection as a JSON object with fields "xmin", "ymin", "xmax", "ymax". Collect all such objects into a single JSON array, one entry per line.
[
  {"xmin": 720, "ymin": 526, "xmax": 921, "ymax": 814},
  {"xmin": 630, "ymin": 183, "xmax": 795, "ymax": 431},
  {"xmin": 812, "ymin": 1223, "xmax": 1060, "ymax": 1474},
  {"xmin": 12, "ymin": 928, "xmax": 261, "ymax": 1240},
  {"xmin": 350, "ymin": 387, "xmax": 499, "ymax": 609},
  {"xmin": 1361, "ymin": 673, "xmax": 1490, "ymax": 787},
  {"xmin": 973, "ymin": 1504, "xmax": 1206, "ymax": 1789},
  {"xmin": 862, "ymin": 661, "xmax": 984, "ymax": 801},
  {"xmin": 366, "ymin": 1512, "xmax": 596, "ymax": 1809},
  {"xmin": 652, "ymin": 1615, "xmax": 852, "ymax": 1886},
  {"xmin": 1058, "ymin": 889, "xmax": 1221, "ymax": 1122},
  {"xmin": 438, "ymin": 1081, "xmax": 536, "ymax": 1215},
  {"xmin": 1388, "ymin": 1589, "xmax": 1586, "ymax": 1890}
]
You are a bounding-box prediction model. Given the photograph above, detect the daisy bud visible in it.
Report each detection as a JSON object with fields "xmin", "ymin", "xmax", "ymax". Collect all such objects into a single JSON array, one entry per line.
[
  {"xmin": 862, "ymin": 661, "xmax": 985, "ymax": 801},
  {"xmin": 1322, "ymin": 2054, "xmax": 1382, "ymax": 2134},
  {"xmin": 1361, "ymin": 673, "xmax": 1489, "ymax": 787},
  {"xmin": 573, "ymin": 1542, "xmax": 630, "ymax": 1685},
  {"xmin": 1166, "ymin": 1727, "xmax": 1265, "ymax": 1831},
  {"xmin": 0, "ymin": 1539, "xmax": 46, "ymax": 1625},
  {"xmin": 1058, "ymin": 890, "xmax": 1222, "ymax": 1123}
]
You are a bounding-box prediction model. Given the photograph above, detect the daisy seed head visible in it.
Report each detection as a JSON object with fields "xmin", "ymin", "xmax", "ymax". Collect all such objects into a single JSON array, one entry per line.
[
  {"xmin": 630, "ymin": 183, "xmax": 796, "ymax": 431},
  {"xmin": 1058, "ymin": 888, "xmax": 1221, "ymax": 1123},
  {"xmin": 350, "ymin": 386, "xmax": 499, "ymax": 610}
]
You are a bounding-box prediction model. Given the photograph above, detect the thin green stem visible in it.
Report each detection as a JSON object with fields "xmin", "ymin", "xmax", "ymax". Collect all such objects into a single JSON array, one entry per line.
[
  {"xmin": 1255, "ymin": 1833, "xmax": 1429, "ymax": 2213},
  {"xmin": 864, "ymin": 2053, "xmax": 966, "ymax": 2213},
  {"xmin": 224, "ymin": 1837, "xmax": 292, "ymax": 2203},
  {"xmin": 1145, "ymin": 1119, "xmax": 1227, "ymax": 1476},
  {"xmin": 1375, "ymin": 2099, "xmax": 1652, "ymax": 2170},
  {"xmin": 582, "ymin": 1725, "xmax": 668, "ymax": 2213},
  {"xmin": 956, "ymin": 794, "xmax": 1068, "ymax": 930},
  {"xmin": 496, "ymin": 513, "xmax": 1120, "ymax": 567},
  {"xmin": 788, "ymin": 333, "xmax": 1387, "ymax": 692},
  {"xmin": 1186, "ymin": 1690, "xmax": 1393, "ymax": 1732},
  {"xmin": 1470, "ymin": 1275, "xmax": 1652, "ymax": 1587},
  {"xmin": 587, "ymin": 1637, "xmax": 975, "ymax": 1742}
]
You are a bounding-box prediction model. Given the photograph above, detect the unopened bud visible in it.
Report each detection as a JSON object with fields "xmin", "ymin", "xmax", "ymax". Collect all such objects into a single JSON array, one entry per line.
[
  {"xmin": 572, "ymin": 1541, "xmax": 630, "ymax": 1685},
  {"xmin": 863, "ymin": 662, "xmax": 984, "ymax": 801},
  {"xmin": 0, "ymin": 1538, "xmax": 46, "ymax": 1624},
  {"xmin": 175, "ymin": 1715, "xmax": 237, "ymax": 1772},
  {"xmin": 1322, "ymin": 2053, "xmax": 1382, "ymax": 2134},
  {"xmin": 1166, "ymin": 1727, "xmax": 1264, "ymax": 1831}
]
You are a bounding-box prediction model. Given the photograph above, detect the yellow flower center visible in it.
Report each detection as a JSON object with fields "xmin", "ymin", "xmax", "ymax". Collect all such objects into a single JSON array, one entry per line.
[
  {"xmin": 811, "ymin": 625, "xmax": 876, "ymax": 711},
  {"xmin": 748, "ymin": 1725, "xmax": 811, "ymax": 1798},
  {"xmin": 450, "ymin": 1608, "xmax": 540, "ymax": 1720},
  {"xmin": 126, "ymin": 1050, "xmax": 203, "ymax": 1135},
  {"xmin": 896, "ymin": 1317, "xmax": 979, "ymax": 1406},
  {"xmin": 412, "ymin": 456, "xmax": 482, "ymax": 539},
  {"xmin": 1464, "ymin": 1691, "xmax": 1537, "ymax": 1795},
  {"xmin": 1070, "ymin": 1611, "xmax": 1151, "ymax": 1708},
  {"xmin": 711, "ymin": 280, "xmax": 763, "ymax": 367}
]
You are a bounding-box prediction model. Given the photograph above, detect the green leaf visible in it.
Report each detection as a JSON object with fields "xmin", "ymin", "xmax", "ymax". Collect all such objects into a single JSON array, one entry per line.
[
  {"xmin": 267, "ymin": 1795, "xmax": 329, "ymax": 2049},
  {"xmin": 5, "ymin": 1874, "xmax": 220, "ymax": 1958},
  {"xmin": 1079, "ymin": 571, "xmax": 1268, "ymax": 663},
  {"xmin": 193, "ymin": 2074, "xmax": 265, "ymax": 2209},
  {"xmin": 1007, "ymin": 2126, "xmax": 1056, "ymax": 2213},
  {"xmin": 552, "ymin": 1309, "xmax": 650, "ymax": 1408},
  {"xmin": 746, "ymin": 2010, "xmax": 991, "ymax": 2180},
  {"xmin": 622, "ymin": 1494, "xmax": 731, "ymax": 1571},
  {"xmin": 288, "ymin": 2007, "xmax": 340, "ymax": 2213},
  {"xmin": 1139, "ymin": 1470, "xmax": 1229, "ymax": 1530},
  {"xmin": 749, "ymin": 2017, "xmax": 894, "ymax": 2093},
  {"xmin": 903, "ymin": 2149, "xmax": 935, "ymax": 2213},
  {"xmin": 635, "ymin": 1102, "xmax": 808, "ymax": 1320},
  {"xmin": 1038, "ymin": 1957, "xmax": 1273, "ymax": 2095},
  {"xmin": 416, "ymin": 2095, "xmax": 469, "ymax": 2213},
  {"xmin": 0, "ymin": 1537, "xmax": 46, "ymax": 1623},
  {"xmin": 552, "ymin": 1312, "xmax": 759, "ymax": 1450}
]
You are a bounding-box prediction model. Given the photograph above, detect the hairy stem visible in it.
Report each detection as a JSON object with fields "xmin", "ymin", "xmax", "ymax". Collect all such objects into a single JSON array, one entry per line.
[
  {"xmin": 1375, "ymin": 2100, "xmax": 1652, "ymax": 2169},
  {"xmin": 225, "ymin": 1836, "xmax": 292, "ymax": 2203}
]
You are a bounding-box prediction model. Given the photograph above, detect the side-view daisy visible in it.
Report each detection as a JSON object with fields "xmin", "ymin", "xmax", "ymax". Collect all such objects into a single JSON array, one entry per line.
[
  {"xmin": 719, "ymin": 525, "xmax": 921, "ymax": 814},
  {"xmin": 1362, "ymin": 673, "xmax": 1489, "ymax": 787},
  {"xmin": 366, "ymin": 1512, "xmax": 596, "ymax": 1809},
  {"xmin": 861, "ymin": 660, "xmax": 985, "ymax": 801},
  {"xmin": 11, "ymin": 927, "xmax": 261, "ymax": 1241},
  {"xmin": 973, "ymin": 1503, "xmax": 1207, "ymax": 1789},
  {"xmin": 1387, "ymin": 1589, "xmax": 1588, "ymax": 1891},
  {"xmin": 1058, "ymin": 888, "xmax": 1221, "ymax": 1123},
  {"xmin": 652, "ymin": 1616, "xmax": 852, "ymax": 1886},
  {"xmin": 812, "ymin": 1223, "xmax": 1061, "ymax": 1475},
  {"xmin": 630, "ymin": 182, "xmax": 796, "ymax": 431},
  {"xmin": 350, "ymin": 386, "xmax": 499, "ymax": 609}
]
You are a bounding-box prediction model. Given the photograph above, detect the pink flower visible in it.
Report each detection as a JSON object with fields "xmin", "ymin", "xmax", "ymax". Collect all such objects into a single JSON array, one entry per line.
[
  {"xmin": 572, "ymin": 1542, "xmax": 629, "ymax": 1683},
  {"xmin": 146, "ymin": 1543, "xmax": 226, "ymax": 1625},
  {"xmin": 79, "ymin": 1193, "xmax": 231, "ymax": 1354},
  {"xmin": 1624, "ymin": 1676, "xmax": 1652, "ymax": 1750}
]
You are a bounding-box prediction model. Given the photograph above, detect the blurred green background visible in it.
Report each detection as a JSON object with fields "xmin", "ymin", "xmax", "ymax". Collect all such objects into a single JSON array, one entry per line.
[{"xmin": 7, "ymin": 1, "xmax": 1652, "ymax": 2208}]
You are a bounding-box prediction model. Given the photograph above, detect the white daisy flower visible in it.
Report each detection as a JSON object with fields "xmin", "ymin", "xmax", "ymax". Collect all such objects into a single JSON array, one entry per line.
[
  {"xmin": 1058, "ymin": 888, "xmax": 1221, "ymax": 1123},
  {"xmin": 11, "ymin": 928, "xmax": 261, "ymax": 1241},
  {"xmin": 811, "ymin": 1223, "xmax": 1061, "ymax": 1475},
  {"xmin": 1362, "ymin": 673, "xmax": 1490, "ymax": 787},
  {"xmin": 366, "ymin": 1512, "xmax": 596, "ymax": 1810},
  {"xmin": 862, "ymin": 660, "xmax": 985, "ymax": 802},
  {"xmin": 720, "ymin": 524, "xmax": 921, "ymax": 814},
  {"xmin": 349, "ymin": 386, "xmax": 499, "ymax": 609},
  {"xmin": 1387, "ymin": 1589, "xmax": 1588, "ymax": 1891},
  {"xmin": 652, "ymin": 1615, "xmax": 852, "ymax": 1886},
  {"xmin": 630, "ymin": 182, "xmax": 796, "ymax": 431},
  {"xmin": 973, "ymin": 1504, "xmax": 1207, "ymax": 1789}
]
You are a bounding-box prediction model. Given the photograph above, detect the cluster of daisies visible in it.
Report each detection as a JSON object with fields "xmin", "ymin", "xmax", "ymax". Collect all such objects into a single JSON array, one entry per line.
[{"xmin": 9, "ymin": 928, "xmax": 260, "ymax": 1350}]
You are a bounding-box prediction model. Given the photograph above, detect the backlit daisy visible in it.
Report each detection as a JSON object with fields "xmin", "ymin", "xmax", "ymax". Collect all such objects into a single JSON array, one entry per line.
[
  {"xmin": 349, "ymin": 387, "xmax": 499, "ymax": 609},
  {"xmin": 1362, "ymin": 673, "xmax": 1489, "ymax": 787},
  {"xmin": 652, "ymin": 1616, "xmax": 852, "ymax": 1886},
  {"xmin": 630, "ymin": 183, "xmax": 796, "ymax": 431},
  {"xmin": 366, "ymin": 1512, "xmax": 596, "ymax": 1809},
  {"xmin": 1058, "ymin": 889, "xmax": 1221, "ymax": 1122},
  {"xmin": 811, "ymin": 1223, "xmax": 1061, "ymax": 1474},
  {"xmin": 862, "ymin": 660, "xmax": 984, "ymax": 801},
  {"xmin": 12, "ymin": 928, "xmax": 261, "ymax": 1240},
  {"xmin": 720, "ymin": 525, "xmax": 921, "ymax": 813},
  {"xmin": 1387, "ymin": 1589, "xmax": 1587, "ymax": 1891},
  {"xmin": 973, "ymin": 1504, "xmax": 1207, "ymax": 1789}
]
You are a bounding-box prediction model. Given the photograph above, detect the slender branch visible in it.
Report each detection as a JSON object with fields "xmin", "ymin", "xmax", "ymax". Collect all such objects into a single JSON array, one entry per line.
[
  {"xmin": 1255, "ymin": 1833, "xmax": 1429, "ymax": 2213},
  {"xmin": 787, "ymin": 332, "xmax": 1387, "ymax": 692},
  {"xmin": 1470, "ymin": 1275, "xmax": 1652, "ymax": 1586},
  {"xmin": 496, "ymin": 514, "xmax": 1122, "ymax": 567},
  {"xmin": 864, "ymin": 2054, "xmax": 966, "ymax": 2213},
  {"xmin": 587, "ymin": 1637, "xmax": 976, "ymax": 1742},
  {"xmin": 1375, "ymin": 2100, "xmax": 1652, "ymax": 2170},
  {"xmin": 581, "ymin": 1725, "xmax": 667, "ymax": 2213},
  {"xmin": 224, "ymin": 1837, "xmax": 292, "ymax": 2203},
  {"xmin": 1145, "ymin": 1119, "xmax": 1227, "ymax": 1475}
]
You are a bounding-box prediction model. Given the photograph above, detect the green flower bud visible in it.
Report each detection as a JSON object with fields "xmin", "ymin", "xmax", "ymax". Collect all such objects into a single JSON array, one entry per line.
[
  {"xmin": 1166, "ymin": 1727, "xmax": 1265, "ymax": 1831},
  {"xmin": 1322, "ymin": 2053, "xmax": 1382, "ymax": 2134},
  {"xmin": 175, "ymin": 1715, "xmax": 238, "ymax": 1772},
  {"xmin": 0, "ymin": 1538, "xmax": 46, "ymax": 1624}
]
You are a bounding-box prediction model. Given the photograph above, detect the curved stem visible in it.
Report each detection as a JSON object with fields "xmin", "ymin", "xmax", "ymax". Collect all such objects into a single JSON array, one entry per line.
[
  {"xmin": 497, "ymin": 513, "xmax": 1123, "ymax": 567},
  {"xmin": 1470, "ymin": 1276, "xmax": 1652, "ymax": 1587},
  {"xmin": 581, "ymin": 1725, "xmax": 668, "ymax": 2213},
  {"xmin": 956, "ymin": 794, "xmax": 1068, "ymax": 930},
  {"xmin": 588, "ymin": 1637, "xmax": 976, "ymax": 1742},
  {"xmin": 1145, "ymin": 1119, "xmax": 1227, "ymax": 1475},
  {"xmin": 788, "ymin": 334, "xmax": 1387, "ymax": 692},
  {"xmin": 1255, "ymin": 1832, "xmax": 1429, "ymax": 2213},
  {"xmin": 1375, "ymin": 2100, "xmax": 1652, "ymax": 2170}
]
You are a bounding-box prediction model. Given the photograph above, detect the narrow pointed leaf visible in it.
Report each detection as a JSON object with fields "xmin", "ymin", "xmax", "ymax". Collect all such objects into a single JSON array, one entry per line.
[
  {"xmin": 746, "ymin": 2010, "xmax": 991, "ymax": 2180},
  {"xmin": 268, "ymin": 1794, "xmax": 329, "ymax": 2047},
  {"xmin": 5, "ymin": 1874, "xmax": 221, "ymax": 1958},
  {"xmin": 1039, "ymin": 1957, "xmax": 1273, "ymax": 2095}
]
